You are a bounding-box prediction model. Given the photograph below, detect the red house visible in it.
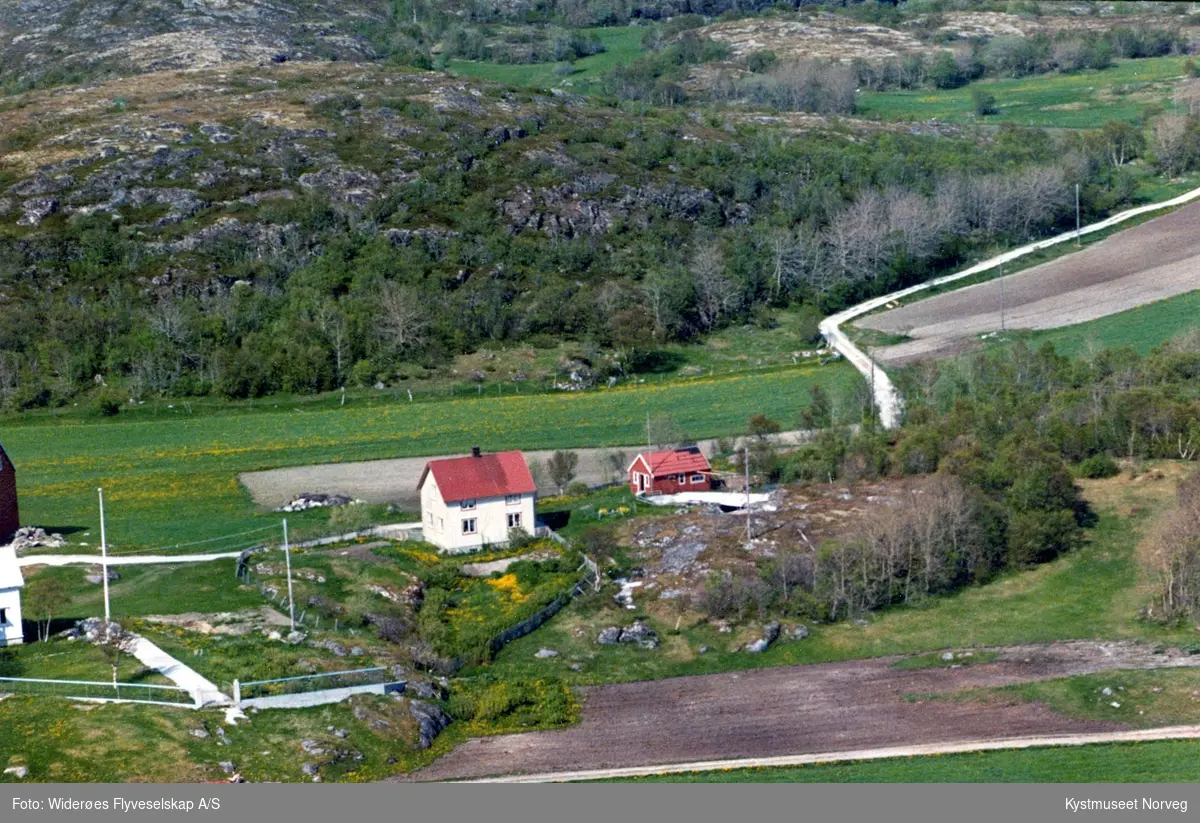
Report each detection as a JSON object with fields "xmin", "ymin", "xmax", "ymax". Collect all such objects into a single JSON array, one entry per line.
[
  {"xmin": 0, "ymin": 443, "xmax": 17, "ymax": 543},
  {"xmin": 628, "ymin": 446, "xmax": 713, "ymax": 496}
]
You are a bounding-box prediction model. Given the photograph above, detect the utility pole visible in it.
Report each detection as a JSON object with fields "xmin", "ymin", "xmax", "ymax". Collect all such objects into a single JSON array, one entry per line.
[
  {"xmin": 744, "ymin": 443, "xmax": 751, "ymax": 542},
  {"xmin": 282, "ymin": 519, "xmax": 295, "ymax": 631},
  {"xmin": 98, "ymin": 487, "xmax": 111, "ymax": 625},
  {"xmin": 1080, "ymin": 185, "xmax": 1089, "ymax": 249},
  {"xmin": 999, "ymin": 262, "xmax": 1006, "ymax": 332}
]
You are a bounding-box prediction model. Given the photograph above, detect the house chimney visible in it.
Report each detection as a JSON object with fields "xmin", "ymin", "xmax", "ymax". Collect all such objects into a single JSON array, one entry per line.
[{"xmin": 471, "ymin": 446, "xmax": 481, "ymax": 458}]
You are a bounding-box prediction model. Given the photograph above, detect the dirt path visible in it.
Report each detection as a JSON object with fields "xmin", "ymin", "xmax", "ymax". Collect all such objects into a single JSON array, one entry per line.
[
  {"xmin": 403, "ymin": 641, "xmax": 1195, "ymax": 782},
  {"xmin": 463, "ymin": 724, "xmax": 1200, "ymax": 782},
  {"xmin": 238, "ymin": 431, "xmax": 817, "ymax": 511},
  {"xmin": 820, "ymin": 183, "xmax": 1200, "ymax": 426}
]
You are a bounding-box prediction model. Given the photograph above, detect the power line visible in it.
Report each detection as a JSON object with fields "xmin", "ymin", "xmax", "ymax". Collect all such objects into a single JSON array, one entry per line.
[{"xmin": 105, "ymin": 524, "xmax": 279, "ymax": 556}]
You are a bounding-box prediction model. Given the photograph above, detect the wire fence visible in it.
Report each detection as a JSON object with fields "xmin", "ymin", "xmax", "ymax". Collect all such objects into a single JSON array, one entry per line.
[
  {"xmin": 237, "ymin": 667, "xmax": 391, "ymax": 701},
  {"xmin": 0, "ymin": 676, "xmax": 193, "ymax": 706}
]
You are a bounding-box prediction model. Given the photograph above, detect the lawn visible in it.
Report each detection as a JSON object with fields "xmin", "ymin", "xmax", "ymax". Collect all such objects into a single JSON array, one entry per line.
[
  {"xmin": 600, "ymin": 740, "xmax": 1200, "ymax": 782},
  {"xmin": 446, "ymin": 26, "xmax": 645, "ymax": 94},
  {"xmin": 859, "ymin": 56, "xmax": 1190, "ymax": 128},
  {"xmin": 478, "ymin": 464, "xmax": 1198, "ymax": 686},
  {"xmin": 948, "ymin": 668, "xmax": 1200, "ymax": 730},
  {"xmin": 1019, "ymin": 289, "xmax": 1200, "ymax": 357},
  {"xmin": 0, "ymin": 361, "xmax": 856, "ymax": 549}
]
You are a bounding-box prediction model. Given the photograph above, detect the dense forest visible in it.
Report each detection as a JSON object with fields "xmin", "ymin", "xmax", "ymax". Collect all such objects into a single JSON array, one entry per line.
[{"xmin": 2, "ymin": 0, "xmax": 1200, "ymax": 409}]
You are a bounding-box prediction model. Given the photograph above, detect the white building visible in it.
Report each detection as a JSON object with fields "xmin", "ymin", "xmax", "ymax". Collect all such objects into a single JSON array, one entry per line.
[
  {"xmin": 418, "ymin": 448, "xmax": 537, "ymax": 554},
  {"xmin": 0, "ymin": 545, "xmax": 24, "ymax": 646}
]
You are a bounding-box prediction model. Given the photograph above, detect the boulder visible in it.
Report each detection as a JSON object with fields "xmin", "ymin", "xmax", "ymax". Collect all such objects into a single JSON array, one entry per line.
[
  {"xmin": 408, "ymin": 700, "xmax": 452, "ymax": 749},
  {"xmin": 534, "ymin": 648, "xmax": 559, "ymax": 659},
  {"xmin": 17, "ymin": 197, "xmax": 58, "ymax": 226},
  {"xmin": 596, "ymin": 626, "xmax": 623, "ymax": 645},
  {"xmin": 789, "ymin": 624, "xmax": 810, "ymax": 640},
  {"xmin": 744, "ymin": 638, "xmax": 769, "ymax": 654},
  {"xmin": 3, "ymin": 766, "xmax": 28, "ymax": 779}
]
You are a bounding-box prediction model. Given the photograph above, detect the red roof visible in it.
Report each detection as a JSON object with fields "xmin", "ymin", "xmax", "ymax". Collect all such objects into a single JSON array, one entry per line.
[
  {"xmin": 632, "ymin": 447, "xmax": 712, "ymax": 478},
  {"xmin": 418, "ymin": 450, "xmax": 536, "ymax": 503}
]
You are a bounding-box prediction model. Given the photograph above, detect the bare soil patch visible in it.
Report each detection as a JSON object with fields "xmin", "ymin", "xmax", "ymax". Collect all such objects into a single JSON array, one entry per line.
[
  {"xmin": 856, "ymin": 200, "xmax": 1200, "ymax": 365},
  {"xmin": 405, "ymin": 641, "xmax": 1193, "ymax": 781}
]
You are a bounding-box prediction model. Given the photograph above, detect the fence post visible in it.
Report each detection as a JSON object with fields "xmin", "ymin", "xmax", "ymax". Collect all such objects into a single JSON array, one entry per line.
[{"xmin": 233, "ymin": 679, "xmax": 241, "ymax": 707}]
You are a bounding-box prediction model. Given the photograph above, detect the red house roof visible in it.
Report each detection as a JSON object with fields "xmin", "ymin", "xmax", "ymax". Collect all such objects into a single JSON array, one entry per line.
[
  {"xmin": 418, "ymin": 450, "xmax": 536, "ymax": 503},
  {"xmin": 632, "ymin": 447, "xmax": 712, "ymax": 478}
]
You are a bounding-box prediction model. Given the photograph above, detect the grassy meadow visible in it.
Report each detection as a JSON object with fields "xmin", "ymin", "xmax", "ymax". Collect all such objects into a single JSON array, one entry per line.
[
  {"xmin": 0, "ymin": 360, "xmax": 857, "ymax": 549},
  {"xmin": 599, "ymin": 740, "xmax": 1200, "ymax": 783},
  {"xmin": 1020, "ymin": 289, "xmax": 1200, "ymax": 357},
  {"xmin": 859, "ymin": 56, "xmax": 1190, "ymax": 128},
  {"xmin": 445, "ymin": 26, "xmax": 646, "ymax": 93}
]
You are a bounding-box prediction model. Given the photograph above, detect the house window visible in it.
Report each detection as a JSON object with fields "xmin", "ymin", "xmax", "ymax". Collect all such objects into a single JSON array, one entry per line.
[
  {"xmin": 507, "ymin": 512, "xmax": 522, "ymax": 529},
  {"xmin": 677, "ymin": 474, "xmax": 686, "ymax": 483},
  {"xmin": 691, "ymin": 474, "xmax": 705, "ymax": 484},
  {"xmin": 426, "ymin": 511, "xmax": 432, "ymax": 524},
  {"xmin": 462, "ymin": 518, "xmax": 477, "ymax": 535},
  {"xmin": 0, "ymin": 607, "xmax": 7, "ymax": 625},
  {"xmin": 460, "ymin": 499, "xmax": 476, "ymax": 510},
  {"xmin": 505, "ymin": 494, "xmax": 522, "ymax": 506}
]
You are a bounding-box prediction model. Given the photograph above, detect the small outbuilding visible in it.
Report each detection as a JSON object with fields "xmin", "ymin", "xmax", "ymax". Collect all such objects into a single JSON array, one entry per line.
[
  {"xmin": 628, "ymin": 446, "xmax": 714, "ymax": 496},
  {"xmin": 418, "ymin": 447, "xmax": 537, "ymax": 554},
  {"xmin": 0, "ymin": 545, "xmax": 24, "ymax": 646},
  {"xmin": 0, "ymin": 442, "xmax": 18, "ymax": 544}
]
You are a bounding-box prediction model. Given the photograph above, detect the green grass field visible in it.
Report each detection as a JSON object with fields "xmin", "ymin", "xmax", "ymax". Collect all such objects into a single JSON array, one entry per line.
[
  {"xmin": 0, "ymin": 361, "xmax": 857, "ymax": 549},
  {"xmin": 446, "ymin": 26, "xmax": 645, "ymax": 93},
  {"xmin": 601, "ymin": 740, "xmax": 1200, "ymax": 782},
  {"xmin": 859, "ymin": 57, "xmax": 1189, "ymax": 128},
  {"xmin": 1019, "ymin": 289, "xmax": 1200, "ymax": 357}
]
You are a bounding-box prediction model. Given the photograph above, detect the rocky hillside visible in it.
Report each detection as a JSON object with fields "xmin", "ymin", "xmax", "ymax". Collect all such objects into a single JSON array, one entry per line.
[{"xmin": 0, "ymin": 0, "xmax": 386, "ymax": 88}]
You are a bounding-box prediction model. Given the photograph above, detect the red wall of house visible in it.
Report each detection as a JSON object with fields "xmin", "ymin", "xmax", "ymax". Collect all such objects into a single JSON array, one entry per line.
[
  {"xmin": 630, "ymin": 469, "xmax": 712, "ymax": 496},
  {"xmin": 0, "ymin": 451, "xmax": 17, "ymax": 542}
]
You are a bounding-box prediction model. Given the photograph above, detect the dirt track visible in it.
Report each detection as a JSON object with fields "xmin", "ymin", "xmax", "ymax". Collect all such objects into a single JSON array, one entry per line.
[
  {"xmin": 857, "ymin": 200, "xmax": 1200, "ymax": 365},
  {"xmin": 238, "ymin": 431, "xmax": 815, "ymax": 510},
  {"xmin": 404, "ymin": 641, "xmax": 1195, "ymax": 782}
]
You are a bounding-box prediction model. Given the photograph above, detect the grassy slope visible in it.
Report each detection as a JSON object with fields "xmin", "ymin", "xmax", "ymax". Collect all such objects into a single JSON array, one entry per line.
[
  {"xmin": 446, "ymin": 26, "xmax": 645, "ymax": 93},
  {"xmin": 601, "ymin": 740, "xmax": 1200, "ymax": 782},
  {"xmin": 859, "ymin": 57, "xmax": 1189, "ymax": 128},
  {"xmin": 479, "ymin": 465, "xmax": 1197, "ymax": 685},
  {"xmin": 1018, "ymin": 289, "xmax": 1200, "ymax": 357},
  {"xmin": 0, "ymin": 361, "xmax": 856, "ymax": 548}
]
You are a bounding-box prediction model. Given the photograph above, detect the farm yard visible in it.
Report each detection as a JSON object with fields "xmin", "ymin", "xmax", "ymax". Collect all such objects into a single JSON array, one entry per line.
[
  {"xmin": 0, "ymin": 361, "xmax": 857, "ymax": 550},
  {"xmin": 856, "ymin": 200, "xmax": 1200, "ymax": 366}
]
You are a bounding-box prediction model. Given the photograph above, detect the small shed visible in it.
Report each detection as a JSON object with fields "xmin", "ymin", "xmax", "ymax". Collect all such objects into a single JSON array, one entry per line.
[
  {"xmin": 628, "ymin": 446, "xmax": 714, "ymax": 496},
  {"xmin": 0, "ymin": 545, "xmax": 24, "ymax": 646},
  {"xmin": 0, "ymin": 442, "xmax": 17, "ymax": 544}
]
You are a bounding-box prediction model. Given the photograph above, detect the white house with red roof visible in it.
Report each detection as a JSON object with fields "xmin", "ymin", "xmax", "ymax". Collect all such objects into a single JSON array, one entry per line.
[
  {"xmin": 628, "ymin": 446, "xmax": 714, "ymax": 496},
  {"xmin": 417, "ymin": 447, "xmax": 538, "ymax": 553}
]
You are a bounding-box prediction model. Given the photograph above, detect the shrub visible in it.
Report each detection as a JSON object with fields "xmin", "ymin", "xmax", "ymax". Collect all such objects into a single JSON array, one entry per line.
[
  {"xmin": 1077, "ymin": 453, "xmax": 1120, "ymax": 479},
  {"xmin": 972, "ymin": 88, "xmax": 999, "ymax": 116}
]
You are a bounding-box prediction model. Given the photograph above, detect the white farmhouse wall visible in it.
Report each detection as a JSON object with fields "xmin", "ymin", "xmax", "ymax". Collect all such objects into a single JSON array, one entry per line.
[
  {"xmin": 0, "ymin": 587, "xmax": 22, "ymax": 646},
  {"xmin": 422, "ymin": 490, "xmax": 536, "ymax": 554}
]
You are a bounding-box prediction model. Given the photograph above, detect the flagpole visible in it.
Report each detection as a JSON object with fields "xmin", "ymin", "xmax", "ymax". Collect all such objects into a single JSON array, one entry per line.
[{"xmin": 98, "ymin": 487, "xmax": 111, "ymax": 624}]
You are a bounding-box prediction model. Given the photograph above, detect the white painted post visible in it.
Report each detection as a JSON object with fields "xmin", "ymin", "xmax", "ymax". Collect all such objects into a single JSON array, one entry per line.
[
  {"xmin": 283, "ymin": 519, "xmax": 295, "ymax": 631},
  {"xmin": 744, "ymin": 444, "xmax": 751, "ymax": 542},
  {"xmin": 98, "ymin": 487, "xmax": 111, "ymax": 625},
  {"xmin": 233, "ymin": 678, "xmax": 241, "ymax": 706}
]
